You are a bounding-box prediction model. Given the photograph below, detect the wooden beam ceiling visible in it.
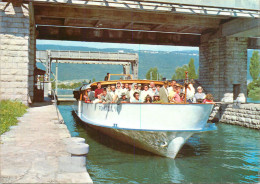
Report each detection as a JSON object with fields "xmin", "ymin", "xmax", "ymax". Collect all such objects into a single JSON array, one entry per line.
[
  {"xmin": 34, "ymin": 5, "xmax": 224, "ymax": 34},
  {"xmin": 36, "ymin": 26, "xmax": 200, "ymax": 46}
]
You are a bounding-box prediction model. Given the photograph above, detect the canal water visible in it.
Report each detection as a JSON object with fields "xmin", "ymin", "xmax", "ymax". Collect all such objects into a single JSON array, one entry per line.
[{"xmin": 58, "ymin": 104, "xmax": 260, "ymax": 183}]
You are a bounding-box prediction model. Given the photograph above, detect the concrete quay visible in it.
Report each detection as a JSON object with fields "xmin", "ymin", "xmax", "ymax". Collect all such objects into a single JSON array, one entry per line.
[{"xmin": 0, "ymin": 102, "xmax": 92, "ymax": 183}]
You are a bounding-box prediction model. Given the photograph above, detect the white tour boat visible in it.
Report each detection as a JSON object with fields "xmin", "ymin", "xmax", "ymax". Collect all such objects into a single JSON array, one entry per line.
[{"xmin": 73, "ymin": 74, "xmax": 217, "ymax": 158}]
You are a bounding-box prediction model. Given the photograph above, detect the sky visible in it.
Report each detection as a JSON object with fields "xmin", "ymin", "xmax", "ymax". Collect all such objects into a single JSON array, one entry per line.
[{"xmin": 37, "ymin": 40, "xmax": 199, "ymax": 52}]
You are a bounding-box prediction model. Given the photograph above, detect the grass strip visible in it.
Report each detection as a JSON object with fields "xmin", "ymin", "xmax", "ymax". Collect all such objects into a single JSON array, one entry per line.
[{"xmin": 0, "ymin": 100, "xmax": 28, "ymax": 135}]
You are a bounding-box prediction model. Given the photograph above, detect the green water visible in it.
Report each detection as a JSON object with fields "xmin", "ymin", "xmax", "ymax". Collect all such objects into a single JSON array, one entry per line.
[{"xmin": 58, "ymin": 105, "xmax": 260, "ymax": 183}]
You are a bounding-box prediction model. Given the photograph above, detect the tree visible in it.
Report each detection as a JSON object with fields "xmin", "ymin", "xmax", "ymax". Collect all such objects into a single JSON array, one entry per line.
[
  {"xmin": 188, "ymin": 58, "xmax": 197, "ymax": 79},
  {"xmin": 249, "ymin": 50, "xmax": 260, "ymax": 81},
  {"xmin": 172, "ymin": 65, "xmax": 189, "ymax": 80},
  {"xmin": 146, "ymin": 67, "xmax": 160, "ymax": 80}
]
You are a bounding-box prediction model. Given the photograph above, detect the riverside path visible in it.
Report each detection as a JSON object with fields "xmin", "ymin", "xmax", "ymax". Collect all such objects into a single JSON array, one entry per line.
[{"xmin": 0, "ymin": 101, "xmax": 92, "ymax": 183}]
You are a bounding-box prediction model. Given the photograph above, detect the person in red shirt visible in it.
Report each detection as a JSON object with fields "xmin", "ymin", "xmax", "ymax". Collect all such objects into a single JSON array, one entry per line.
[
  {"xmin": 94, "ymin": 82, "xmax": 104, "ymax": 98},
  {"xmin": 203, "ymin": 94, "xmax": 214, "ymax": 103}
]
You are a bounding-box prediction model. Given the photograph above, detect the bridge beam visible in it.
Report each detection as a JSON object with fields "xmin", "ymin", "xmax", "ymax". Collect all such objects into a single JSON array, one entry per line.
[{"xmin": 36, "ymin": 26, "xmax": 200, "ymax": 47}]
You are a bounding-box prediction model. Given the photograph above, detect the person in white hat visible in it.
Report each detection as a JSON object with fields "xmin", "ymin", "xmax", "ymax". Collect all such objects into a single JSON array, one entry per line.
[{"xmin": 194, "ymin": 86, "xmax": 206, "ymax": 103}]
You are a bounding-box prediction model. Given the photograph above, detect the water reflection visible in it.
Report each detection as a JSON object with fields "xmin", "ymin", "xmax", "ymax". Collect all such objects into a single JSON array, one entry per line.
[{"xmin": 58, "ymin": 104, "xmax": 260, "ymax": 183}]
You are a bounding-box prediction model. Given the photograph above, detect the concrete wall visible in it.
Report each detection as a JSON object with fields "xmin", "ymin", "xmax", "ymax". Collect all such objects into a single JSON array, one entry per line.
[
  {"xmin": 0, "ymin": 2, "xmax": 35, "ymax": 105},
  {"xmin": 199, "ymin": 36, "xmax": 248, "ymax": 102}
]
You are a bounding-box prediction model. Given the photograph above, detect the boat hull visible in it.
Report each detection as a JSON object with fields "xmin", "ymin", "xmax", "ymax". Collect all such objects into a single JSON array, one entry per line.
[{"xmin": 74, "ymin": 102, "xmax": 217, "ymax": 158}]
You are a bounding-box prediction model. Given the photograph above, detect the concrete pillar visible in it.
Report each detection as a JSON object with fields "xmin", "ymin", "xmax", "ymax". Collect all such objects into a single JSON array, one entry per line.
[
  {"xmin": 199, "ymin": 35, "xmax": 248, "ymax": 102},
  {"xmin": 0, "ymin": 2, "xmax": 36, "ymax": 105},
  {"xmin": 123, "ymin": 64, "xmax": 130, "ymax": 75},
  {"xmin": 131, "ymin": 54, "xmax": 139, "ymax": 79}
]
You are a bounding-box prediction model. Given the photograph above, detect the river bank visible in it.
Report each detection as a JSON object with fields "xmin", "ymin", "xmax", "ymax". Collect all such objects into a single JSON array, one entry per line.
[{"xmin": 0, "ymin": 101, "xmax": 92, "ymax": 183}]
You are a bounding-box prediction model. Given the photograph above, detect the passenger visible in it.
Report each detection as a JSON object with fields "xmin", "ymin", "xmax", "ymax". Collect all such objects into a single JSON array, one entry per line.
[
  {"xmin": 150, "ymin": 86, "xmax": 158, "ymax": 98},
  {"xmin": 144, "ymin": 95, "xmax": 153, "ymax": 103},
  {"xmin": 92, "ymin": 94, "xmax": 102, "ymax": 103},
  {"xmin": 168, "ymin": 85, "xmax": 176, "ymax": 101},
  {"xmin": 106, "ymin": 85, "xmax": 111, "ymax": 92},
  {"xmin": 195, "ymin": 86, "xmax": 206, "ymax": 103},
  {"xmin": 86, "ymin": 86, "xmax": 95, "ymax": 102},
  {"xmin": 101, "ymin": 89, "xmax": 113, "ymax": 103},
  {"xmin": 117, "ymin": 92, "xmax": 130, "ymax": 103},
  {"xmin": 104, "ymin": 73, "xmax": 110, "ymax": 81},
  {"xmin": 94, "ymin": 82, "xmax": 104, "ymax": 98},
  {"xmin": 128, "ymin": 83, "xmax": 132, "ymax": 91},
  {"xmin": 180, "ymin": 92, "xmax": 185, "ymax": 101},
  {"xmin": 185, "ymin": 81, "xmax": 195, "ymax": 103},
  {"xmin": 156, "ymin": 85, "xmax": 160, "ymax": 93},
  {"xmin": 130, "ymin": 92, "xmax": 142, "ymax": 103},
  {"xmin": 83, "ymin": 90, "xmax": 89, "ymax": 102},
  {"xmin": 171, "ymin": 84, "xmax": 182, "ymax": 103},
  {"xmin": 113, "ymin": 81, "xmax": 123, "ymax": 102},
  {"xmin": 109, "ymin": 85, "xmax": 116, "ymax": 100},
  {"xmin": 149, "ymin": 82, "xmax": 155, "ymax": 90},
  {"xmin": 203, "ymin": 93, "xmax": 214, "ymax": 103},
  {"xmin": 130, "ymin": 83, "xmax": 138, "ymax": 102},
  {"xmin": 137, "ymin": 84, "xmax": 142, "ymax": 93},
  {"xmin": 167, "ymin": 80, "xmax": 176, "ymax": 93},
  {"xmin": 140, "ymin": 84, "xmax": 153, "ymax": 102},
  {"xmin": 159, "ymin": 81, "xmax": 169, "ymax": 103},
  {"xmin": 153, "ymin": 94, "xmax": 162, "ymax": 103},
  {"xmin": 123, "ymin": 83, "xmax": 130, "ymax": 99}
]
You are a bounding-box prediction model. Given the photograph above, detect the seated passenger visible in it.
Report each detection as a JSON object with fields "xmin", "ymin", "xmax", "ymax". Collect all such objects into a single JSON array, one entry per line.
[
  {"xmin": 92, "ymin": 94, "xmax": 102, "ymax": 103},
  {"xmin": 101, "ymin": 88, "xmax": 113, "ymax": 103},
  {"xmin": 94, "ymin": 82, "xmax": 104, "ymax": 98},
  {"xmin": 153, "ymin": 94, "xmax": 162, "ymax": 103},
  {"xmin": 144, "ymin": 95, "xmax": 152, "ymax": 103},
  {"xmin": 195, "ymin": 86, "xmax": 206, "ymax": 103},
  {"xmin": 140, "ymin": 84, "xmax": 153, "ymax": 102},
  {"xmin": 117, "ymin": 92, "xmax": 130, "ymax": 103},
  {"xmin": 203, "ymin": 93, "xmax": 214, "ymax": 103},
  {"xmin": 130, "ymin": 92, "xmax": 142, "ymax": 103}
]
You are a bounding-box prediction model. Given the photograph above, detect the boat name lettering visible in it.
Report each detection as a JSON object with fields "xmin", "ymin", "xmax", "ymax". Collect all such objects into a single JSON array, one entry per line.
[{"xmin": 99, "ymin": 106, "xmax": 115, "ymax": 112}]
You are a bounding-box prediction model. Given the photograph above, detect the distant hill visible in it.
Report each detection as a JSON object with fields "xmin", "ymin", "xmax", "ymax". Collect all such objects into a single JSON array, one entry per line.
[{"xmin": 36, "ymin": 44, "xmax": 257, "ymax": 82}]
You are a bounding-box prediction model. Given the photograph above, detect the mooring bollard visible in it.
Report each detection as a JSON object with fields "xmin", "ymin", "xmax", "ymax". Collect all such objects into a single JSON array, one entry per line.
[{"xmin": 64, "ymin": 137, "xmax": 89, "ymax": 167}]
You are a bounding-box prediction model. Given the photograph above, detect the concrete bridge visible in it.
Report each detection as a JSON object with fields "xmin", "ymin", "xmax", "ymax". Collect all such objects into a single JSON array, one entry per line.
[{"xmin": 0, "ymin": 0, "xmax": 259, "ymax": 104}]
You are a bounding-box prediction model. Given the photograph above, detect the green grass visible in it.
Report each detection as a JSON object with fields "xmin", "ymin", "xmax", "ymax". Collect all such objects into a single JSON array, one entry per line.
[{"xmin": 0, "ymin": 100, "xmax": 28, "ymax": 135}]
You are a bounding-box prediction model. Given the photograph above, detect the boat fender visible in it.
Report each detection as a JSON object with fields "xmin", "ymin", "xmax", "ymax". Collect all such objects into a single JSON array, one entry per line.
[
  {"xmin": 66, "ymin": 143, "xmax": 89, "ymax": 156},
  {"xmin": 160, "ymin": 141, "xmax": 168, "ymax": 148}
]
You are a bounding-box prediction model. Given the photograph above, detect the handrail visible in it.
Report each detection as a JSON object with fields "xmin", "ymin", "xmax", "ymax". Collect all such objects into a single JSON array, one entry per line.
[{"xmin": 51, "ymin": 90, "xmax": 64, "ymax": 124}]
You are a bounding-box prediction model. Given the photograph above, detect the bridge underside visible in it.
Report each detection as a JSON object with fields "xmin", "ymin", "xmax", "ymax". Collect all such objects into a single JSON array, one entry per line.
[{"xmin": 0, "ymin": 0, "xmax": 259, "ymax": 104}]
